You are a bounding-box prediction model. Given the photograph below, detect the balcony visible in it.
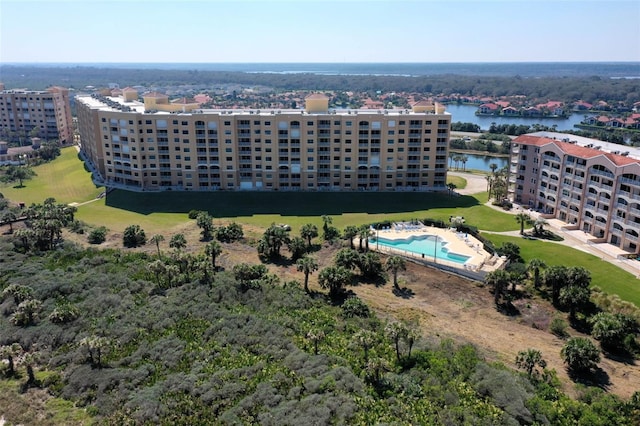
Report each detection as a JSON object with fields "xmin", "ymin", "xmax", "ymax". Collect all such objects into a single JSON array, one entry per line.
[
  {"xmin": 620, "ymin": 176, "xmax": 640, "ymax": 186},
  {"xmin": 590, "ymin": 168, "xmax": 614, "ymax": 179}
]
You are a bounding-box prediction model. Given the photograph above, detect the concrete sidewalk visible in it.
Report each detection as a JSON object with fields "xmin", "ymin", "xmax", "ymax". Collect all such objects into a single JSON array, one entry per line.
[{"xmin": 484, "ymin": 203, "xmax": 640, "ymax": 279}]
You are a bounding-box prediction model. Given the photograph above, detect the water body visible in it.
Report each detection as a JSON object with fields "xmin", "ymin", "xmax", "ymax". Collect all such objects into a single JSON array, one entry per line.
[
  {"xmin": 448, "ymin": 154, "xmax": 508, "ymax": 172},
  {"xmin": 9, "ymin": 62, "xmax": 640, "ymax": 78},
  {"xmin": 445, "ymin": 104, "xmax": 586, "ymax": 131}
]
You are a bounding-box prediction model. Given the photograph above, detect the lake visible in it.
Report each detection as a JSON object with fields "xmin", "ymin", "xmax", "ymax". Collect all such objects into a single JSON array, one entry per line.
[
  {"xmin": 448, "ymin": 153, "xmax": 508, "ymax": 172},
  {"xmin": 445, "ymin": 104, "xmax": 586, "ymax": 131}
]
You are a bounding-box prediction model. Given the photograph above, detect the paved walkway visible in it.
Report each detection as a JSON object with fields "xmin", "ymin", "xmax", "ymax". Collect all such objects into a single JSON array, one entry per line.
[{"xmin": 451, "ymin": 171, "xmax": 640, "ymax": 279}]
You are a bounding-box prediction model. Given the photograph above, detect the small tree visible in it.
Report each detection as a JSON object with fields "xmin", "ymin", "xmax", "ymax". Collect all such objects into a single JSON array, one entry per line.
[
  {"xmin": 11, "ymin": 298, "xmax": 42, "ymax": 326},
  {"xmin": 1, "ymin": 210, "xmax": 17, "ymax": 233},
  {"xmin": 0, "ymin": 343, "xmax": 23, "ymax": 377},
  {"xmin": 1, "ymin": 165, "xmax": 36, "ymax": 187},
  {"xmin": 88, "ymin": 226, "xmax": 107, "ymax": 244},
  {"xmin": 515, "ymin": 348, "xmax": 547, "ymax": 378},
  {"xmin": 385, "ymin": 321, "xmax": 409, "ymax": 362},
  {"xmin": 527, "ymin": 258, "xmax": 546, "ymax": 289},
  {"xmin": 318, "ymin": 265, "xmax": 352, "ymax": 300},
  {"xmin": 204, "ymin": 240, "xmax": 222, "ymax": 271},
  {"xmin": 149, "ymin": 234, "xmax": 165, "ymax": 257},
  {"xmin": 343, "ymin": 225, "xmax": 359, "ymax": 249},
  {"xmin": 296, "ymin": 255, "xmax": 318, "ymax": 293},
  {"xmin": 385, "ymin": 255, "xmax": 407, "ymax": 290},
  {"xmin": 515, "ymin": 213, "xmax": 531, "ymax": 235},
  {"xmin": 561, "ymin": 337, "xmax": 600, "ymax": 374},
  {"xmin": 287, "ymin": 236, "xmax": 307, "ymax": 261},
  {"xmin": 169, "ymin": 233, "xmax": 187, "ymax": 251},
  {"xmin": 306, "ymin": 329, "xmax": 325, "ymax": 355},
  {"xmin": 123, "ymin": 225, "xmax": 146, "ymax": 248},
  {"xmin": 196, "ymin": 211, "xmax": 214, "ymax": 241},
  {"xmin": 589, "ymin": 312, "xmax": 638, "ymax": 353},
  {"xmin": 352, "ymin": 330, "xmax": 375, "ymax": 362},
  {"xmin": 300, "ymin": 223, "xmax": 319, "ymax": 249},
  {"xmin": 484, "ymin": 269, "xmax": 510, "ymax": 305}
]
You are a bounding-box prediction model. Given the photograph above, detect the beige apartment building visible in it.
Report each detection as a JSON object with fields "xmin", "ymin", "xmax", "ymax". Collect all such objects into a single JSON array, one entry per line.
[
  {"xmin": 0, "ymin": 85, "xmax": 74, "ymax": 144},
  {"xmin": 76, "ymin": 91, "xmax": 451, "ymax": 193},
  {"xmin": 509, "ymin": 132, "xmax": 640, "ymax": 254}
]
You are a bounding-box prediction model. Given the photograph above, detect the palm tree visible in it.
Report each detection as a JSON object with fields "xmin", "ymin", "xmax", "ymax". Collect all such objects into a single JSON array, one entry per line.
[
  {"xmin": 205, "ymin": 240, "xmax": 222, "ymax": 271},
  {"xmin": 385, "ymin": 255, "xmax": 406, "ymax": 290},
  {"xmin": 352, "ymin": 330, "xmax": 375, "ymax": 361},
  {"xmin": 515, "ymin": 349, "xmax": 547, "ymax": 378},
  {"xmin": 461, "ymin": 155, "xmax": 468, "ymax": 171},
  {"xmin": 149, "ymin": 234, "xmax": 165, "ymax": 257},
  {"xmin": 343, "ymin": 225, "xmax": 359, "ymax": 249},
  {"xmin": 527, "ymin": 258, "xmax": 546, "ymax": 289},
  {"xmin": 533, "ymin": 218, "xmax": 548, "ymax": 236},
  {"xmin": 484, "ymin": 269, "xmax": 510, "ymax": 305},
  {"xmin": 515, "ymin": 213, "xmax": 531, "ymax": 235},
  {"xmin": 300, "ymin": 223, "xmax": 319, "ymax": 249},
  {"xmin": 318, "ymin": 265, "xmax": 352, "ymax": 300},
  {"xmin": 357, "ymin": 225, "xmax": 370, "ymax": 251},
  {"xmin": 296, "ymin": 255, "xmax": 319, "ymax": 293},
  {"xmin": 306, "ymin": 329, "xmax": 325, "ymax": 355},
  {"xmin": 446, "ymin": 182, "xmax": 457, "ymax": 197}
]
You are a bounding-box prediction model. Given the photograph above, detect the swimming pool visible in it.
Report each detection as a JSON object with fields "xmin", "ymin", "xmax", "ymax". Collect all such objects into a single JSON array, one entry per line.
[{"xmin": 372, "ymin": 234, "xmax": 471, "ymax": 264}]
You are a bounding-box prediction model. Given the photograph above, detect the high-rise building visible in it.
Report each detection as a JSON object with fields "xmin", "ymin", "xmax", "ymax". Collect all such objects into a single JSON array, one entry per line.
[
  {"xmin": 76, "ymin": 91, "xmax": 451, "ymax": 192},
  {"xmin": 0, "ymin": 85, "xmax": 74, "ymax": 144},
  {"xmin": 509, "ymin": 132, "xmax": 640, "ymax": 254}
]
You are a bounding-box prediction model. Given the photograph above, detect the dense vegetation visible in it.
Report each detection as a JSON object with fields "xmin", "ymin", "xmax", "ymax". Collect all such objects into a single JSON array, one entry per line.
[
  {"xmin": 1, "ymin": 232, "xmax": 640, "ymax": 423},
  {"xmin": 2, "ymin": 65, "xmax": 639, "ymax": 106}
]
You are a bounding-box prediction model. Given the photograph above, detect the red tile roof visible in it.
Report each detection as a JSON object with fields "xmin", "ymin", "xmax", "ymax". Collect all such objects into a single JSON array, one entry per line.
[{"xmin": 514, "ymin": 135, "xmax": 639, "ymax": 166}]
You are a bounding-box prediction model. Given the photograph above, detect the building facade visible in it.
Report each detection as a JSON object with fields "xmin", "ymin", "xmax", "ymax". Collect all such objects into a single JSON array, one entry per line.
[
  {"xmin": 0, "ymin": 85, "xmax": 74, "ymax": 144},
  {"xmin": 76, "ymin": 92, "xmax": 451, "ymax": 192},
  {"xmin": 508, "ymin": 132, "xmax": 640, "ymax": 254}
]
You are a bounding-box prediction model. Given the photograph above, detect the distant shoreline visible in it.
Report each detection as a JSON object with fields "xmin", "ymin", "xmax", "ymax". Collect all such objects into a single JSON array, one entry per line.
[{"xmin": 2, "ymin": 62, "xmax": 639, "ymax": 78}]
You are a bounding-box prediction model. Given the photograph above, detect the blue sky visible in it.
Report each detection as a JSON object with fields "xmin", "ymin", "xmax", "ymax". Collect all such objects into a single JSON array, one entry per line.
[{"xmin": 1, "ymin": 0, "xmax": 639, "ymax": 63}]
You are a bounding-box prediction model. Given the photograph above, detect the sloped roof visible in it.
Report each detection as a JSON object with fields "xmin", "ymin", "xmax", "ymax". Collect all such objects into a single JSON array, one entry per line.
[{"xmin": 514, "ymin": 135, "xmax": 639, "ymax": 166}]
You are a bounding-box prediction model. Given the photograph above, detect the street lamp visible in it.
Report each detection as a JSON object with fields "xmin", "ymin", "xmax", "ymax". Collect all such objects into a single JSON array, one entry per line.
[
  {"xmin": 376, "ymin": 225, "xmax": 379, "ymax": 251},
  {"xmin": 433, "ymin": 235, "xmax": 438, "ymax": 264}
]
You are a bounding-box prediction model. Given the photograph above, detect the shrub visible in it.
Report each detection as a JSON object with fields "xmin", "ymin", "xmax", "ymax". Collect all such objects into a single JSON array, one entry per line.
[
  {"xmin": 549, "ymin": 317, "xmax": 569, "ymax": 338},
  {"xmin": 561, "ymin": 337, "xmax": 600, "ymax": 373},
  {"xmin": 341, "ymin": 297, "xmax": 371, "ymax": 318},
  {"xmin": 123, "ymin": 225, "xmax": 146, "ymax": 248},
  {"xmin": 188, "ymin": 209, "xmax": 203, "ymax": 219},
  {"xmin": 88, "ymin": 226, "xmax": 107, "ymax": 244}
]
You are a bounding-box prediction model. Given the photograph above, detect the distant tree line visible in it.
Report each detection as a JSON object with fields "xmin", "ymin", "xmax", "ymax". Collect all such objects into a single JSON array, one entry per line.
[{"xmin": 2, "ymin": 65, "xmax": 639, "ymax": 106}]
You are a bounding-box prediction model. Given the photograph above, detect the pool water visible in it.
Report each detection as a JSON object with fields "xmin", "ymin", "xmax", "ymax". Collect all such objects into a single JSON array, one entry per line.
[{"xmin": 372, "ymin": 234, "xmax": 471, "ymax": 264}]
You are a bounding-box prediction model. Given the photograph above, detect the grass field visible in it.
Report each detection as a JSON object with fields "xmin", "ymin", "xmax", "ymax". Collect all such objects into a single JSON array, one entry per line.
[
  {"xmin": 485, "ymin": 234, "xmax": 640, "ymax": 306},
  {"xmin": 446, "ymin": 174, "xmax": 467, "ymax": 189},
  {"xmin": 1, "ymin": 147, "xmax": 103, "ymax": 205}
]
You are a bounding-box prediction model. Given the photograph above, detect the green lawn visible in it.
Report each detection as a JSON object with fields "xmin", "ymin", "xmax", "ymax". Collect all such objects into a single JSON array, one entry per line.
[
  {"xmin": 446, "ymin": 174, "xmax": 467, "ymax": 189},
  {"xmin": 485, "ymin": 234, "xmax": 640, "ymax": 306},
  {"xmin": 1, "ymin": 147, "xmax": 103, "ymax": 205}
]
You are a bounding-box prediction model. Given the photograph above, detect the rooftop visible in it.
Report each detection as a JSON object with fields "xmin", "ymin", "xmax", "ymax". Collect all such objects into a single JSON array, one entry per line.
[
  {"xmin": 76, "ymin": 93, "xmax": 451, "ymax": 117},
  {"xmin": 524, "ymin": 131, "xmax": 640, "ymax": 162}
]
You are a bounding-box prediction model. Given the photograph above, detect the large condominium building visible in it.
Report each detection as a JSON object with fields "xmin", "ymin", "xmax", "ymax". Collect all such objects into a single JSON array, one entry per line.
[
  {"xmin": 0, "ymin": 84, "xmax": 74, "ymax": 144},
  {"xmin": 76, "ymin": 91, "xmax": 451, "ymax": 192},
  {"xmin": 508, "ymin": 132, "xmax": 640, "ymax": 254}
]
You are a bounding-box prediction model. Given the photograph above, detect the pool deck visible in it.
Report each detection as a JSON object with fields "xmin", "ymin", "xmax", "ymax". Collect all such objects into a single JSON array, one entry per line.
[{"xmin": 368, "ymin": 223, "xmax": 506, "ymax": 277}]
